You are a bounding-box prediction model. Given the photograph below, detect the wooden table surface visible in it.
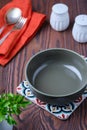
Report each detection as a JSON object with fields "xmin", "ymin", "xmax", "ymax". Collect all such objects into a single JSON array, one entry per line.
[{"xmin": 0, "ymin": 0, "xmax": 87, "ymax": 130}]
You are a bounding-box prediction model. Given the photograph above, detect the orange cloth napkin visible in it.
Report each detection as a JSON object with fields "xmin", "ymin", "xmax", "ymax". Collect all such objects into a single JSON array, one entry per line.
[{"xmin": 0, "ymin": 0, "xmax": 46, "ymax": 66}]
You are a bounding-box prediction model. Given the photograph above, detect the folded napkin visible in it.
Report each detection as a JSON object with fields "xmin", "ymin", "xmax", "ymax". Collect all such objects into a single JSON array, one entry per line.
[{"xmin": 0, "ymin": 0, "xmax": 46, "ymax": 66}]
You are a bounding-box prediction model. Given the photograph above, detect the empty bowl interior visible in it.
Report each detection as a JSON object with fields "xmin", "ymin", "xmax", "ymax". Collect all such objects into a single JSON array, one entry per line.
[{"xmin": 26, "ymin": 49, "xmax": 87, "ymax": 97}]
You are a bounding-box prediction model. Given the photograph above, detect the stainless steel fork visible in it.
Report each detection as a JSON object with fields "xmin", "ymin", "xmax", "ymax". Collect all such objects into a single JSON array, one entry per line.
[{"xmin": 0, "ymin": 17, "xmax": 27, "ymax": 45}]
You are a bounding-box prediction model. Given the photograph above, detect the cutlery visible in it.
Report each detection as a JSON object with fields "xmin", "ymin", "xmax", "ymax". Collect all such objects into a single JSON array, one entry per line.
[
  {"xmin": 0, "ymin": 7, "xmax": 22, "ymax": 35},
  {"xmin": 0, "ymin": 17, "xmax": 27, "ymax": 45}
]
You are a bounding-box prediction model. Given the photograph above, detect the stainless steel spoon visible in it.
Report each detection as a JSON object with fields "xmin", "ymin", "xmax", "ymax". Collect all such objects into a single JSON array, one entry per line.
[{"xmin": 0, "ymin": 7, "xmax": 22, "ymax": 34}]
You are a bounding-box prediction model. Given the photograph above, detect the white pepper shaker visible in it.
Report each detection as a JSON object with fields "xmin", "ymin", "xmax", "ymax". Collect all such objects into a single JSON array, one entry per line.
[
  {"xmin": 72, "ymin": 14, "xmax": 87, "ymax": 43},
  {"xmin": 50, "ymin": 3, "xmax": 70, "ymax": 31}
]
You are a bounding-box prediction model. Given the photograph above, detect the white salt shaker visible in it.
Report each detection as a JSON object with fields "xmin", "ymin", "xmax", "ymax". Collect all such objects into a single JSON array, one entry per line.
[
  {"xmin": 72, "ymin": 14, "xmax": 87, "ymax": 43},
  {"xmin": 50, "ymin": 3, "xmax": 70, "ymax": 31}
]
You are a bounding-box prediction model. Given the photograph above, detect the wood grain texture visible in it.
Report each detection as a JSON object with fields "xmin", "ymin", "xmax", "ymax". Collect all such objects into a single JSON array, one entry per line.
[{"xmin": 0, "ymin": 0, "xmax": 87, "ymax": 130}]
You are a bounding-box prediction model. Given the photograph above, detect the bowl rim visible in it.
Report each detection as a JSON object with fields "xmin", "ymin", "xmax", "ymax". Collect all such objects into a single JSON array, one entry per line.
[{"xmin": 25, "ymin": 48, "xmax": 87, "ymax": 97}]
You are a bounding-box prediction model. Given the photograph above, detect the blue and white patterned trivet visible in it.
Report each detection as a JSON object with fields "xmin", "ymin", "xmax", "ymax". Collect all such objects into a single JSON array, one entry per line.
[{"xmin": 17, "ymin": 58, "xmax": 87, "ymax": 120}]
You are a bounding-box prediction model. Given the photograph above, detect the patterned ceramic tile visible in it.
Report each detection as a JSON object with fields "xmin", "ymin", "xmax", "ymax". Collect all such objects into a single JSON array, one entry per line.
[{"xmin": 16, "ymin": 58, "xmax": 87, "ymax": 120}]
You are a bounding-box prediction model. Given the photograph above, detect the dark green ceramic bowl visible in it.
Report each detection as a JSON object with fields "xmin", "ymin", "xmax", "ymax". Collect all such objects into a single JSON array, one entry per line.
[{"xmin": 25, "ymin": 48, "xmax": 87, "ymax": 105}]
